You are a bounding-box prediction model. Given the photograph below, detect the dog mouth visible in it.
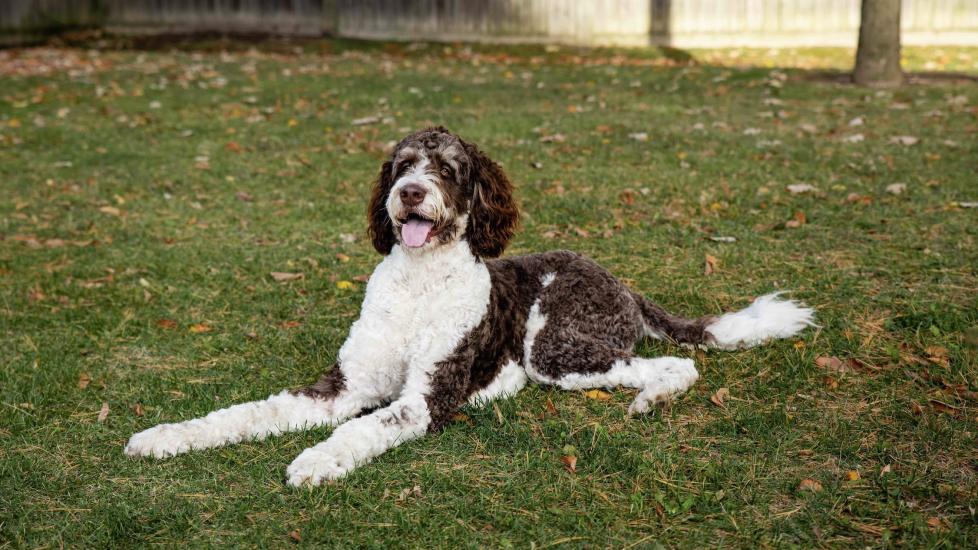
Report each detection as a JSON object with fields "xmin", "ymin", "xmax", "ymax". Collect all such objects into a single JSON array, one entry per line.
[{"xmin": 398, "ymin": 212, "xmax": 440, "ymax": 248}]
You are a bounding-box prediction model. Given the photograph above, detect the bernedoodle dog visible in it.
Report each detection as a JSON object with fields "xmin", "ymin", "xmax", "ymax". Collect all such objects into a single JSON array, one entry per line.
[{"xmin": 126, "ymin": 127, "xmax": 815, "ymax": 486}]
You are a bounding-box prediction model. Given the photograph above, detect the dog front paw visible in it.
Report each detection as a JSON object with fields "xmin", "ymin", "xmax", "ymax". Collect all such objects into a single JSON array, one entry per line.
[
  {"xmin": 286, "ymin": 448, "xmax": 349, "ymax": 487},
  {"xmin": 125, "ymin": 424, "xmax": 191, "ymax": 458}
]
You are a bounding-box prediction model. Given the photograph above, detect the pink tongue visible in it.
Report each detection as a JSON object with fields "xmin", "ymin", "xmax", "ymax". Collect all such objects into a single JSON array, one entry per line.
[{"xmin": 402, "ymin": 218, "xmax": 434, "ymax": 247}]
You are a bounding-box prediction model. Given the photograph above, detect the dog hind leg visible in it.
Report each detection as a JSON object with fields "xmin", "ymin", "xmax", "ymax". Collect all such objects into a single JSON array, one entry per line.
[{"xmin": 525, "ymin": 314, "xmax": 698, "ymax": 415}]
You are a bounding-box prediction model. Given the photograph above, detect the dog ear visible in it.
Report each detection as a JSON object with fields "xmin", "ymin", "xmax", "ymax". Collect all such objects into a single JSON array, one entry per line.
[
  {"xmin": 463, "ymin": 141, "xmax": 519, "ymax": 258},
  {"xmin": 367, "ymin": 160, "xmax": 396, "ymax": 255}
]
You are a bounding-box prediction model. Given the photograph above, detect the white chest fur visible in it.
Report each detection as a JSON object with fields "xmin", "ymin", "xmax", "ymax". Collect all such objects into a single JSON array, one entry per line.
[{"xmin": 337, "ymin": 241, "xmax": 491, "ymax": 397}]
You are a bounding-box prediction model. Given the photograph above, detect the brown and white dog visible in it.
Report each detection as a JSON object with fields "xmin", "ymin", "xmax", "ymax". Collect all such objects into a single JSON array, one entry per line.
[{"xmin": 126, "ymin": 127, "xmax": 814, "ymax": 486}]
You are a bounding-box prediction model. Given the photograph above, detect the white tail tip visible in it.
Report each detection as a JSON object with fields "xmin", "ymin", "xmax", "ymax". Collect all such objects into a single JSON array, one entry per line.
[{"xmin": 705, "ymin": 292, "xmax": 815, "ymax": 350}]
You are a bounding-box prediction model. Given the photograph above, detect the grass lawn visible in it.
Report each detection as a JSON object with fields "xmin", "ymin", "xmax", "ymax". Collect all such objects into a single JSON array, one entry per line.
[{"xmin": 1, "ymin": 39, "xmax": 977, "ymax": 547}]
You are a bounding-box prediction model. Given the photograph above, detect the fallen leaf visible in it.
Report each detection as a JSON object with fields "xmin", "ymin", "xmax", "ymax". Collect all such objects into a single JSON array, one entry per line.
[
  {"xmin": 156, "ymin": 318, "xmax": 178, "ymax": 330},
  {"xmin": 235, "ymin": 191, "xmax": 254, "ymax": 202},
  {"xmin": 583, "ymin": 389, "xmax": 612, "ymax": 401},
  {"xmin": 798, "ymin": 478, "xmax": 822, "ymax": 492},
  {"xmin": 539, "ymin": 133, "xmax": 566, "ymax": 143},
  {"xmin": 710, "ymin": 387, "xmax": 730, "ymax": 407},
  {"xmin": 815, "ymin": 356, "xmax": 847, "ymax": 372},
  {"xmin": 270, "ymin": 272, "xmax": 304, "ymax": 283},
  {"xmin": 785, "ymin": 211, "xmax": 807, "ymax": 228},
  {"xmin": 335, "ymin": 253, "xmax": 350, "ymax": 262},
  {"xmin": 911, "ymin": 401, "xmax": 925, "ymax": 415},
  {"xmin": 397, "ymin": 485, "xmax": 422, "ymax": 501},
  {"xmin": 336, "ymin": 280, "xmax": 354, "ymax": 290},
  {"xmin": 99, "ymin": 206, "xmax": 121, "ymax": 216},
  {"xmin": 925, "ymin": 346, "xmax": 950, "ymax": 368},
  {"xmin": 704, "ymin": 254, "xmax": 719, "ymax": 276},
  {"xmin": 787, "ymin": 183, "xmax": 817, "ymax": 195},
  {"xmin": 352, "ymin": 274, "xmax": 370, "ymax": 283},
  {"xmin": 845, "ymin": 470, "xmax": 860, "ymax": 481},
  {"xmin": 189, "ymin": 323, "xmax": 212, "ymax": 333},
  {"xmin": 885, "ymin": 183, "xmax": 907, "ymax": 195},
  {"xmin": 880, "ymin": 464, "xmax": 892, "ymax": 476},
  {"xmin": 889, "ymin": 135, "xmax": 919, "ymax": 146},
  {"xmin": 280, "ymin": 320, "xmax": 302, "ymax": 329},
  {"xmin": 560, "ymin": 454, "xmax": 577, "ymax": 474},
  {"xmin": 926, "ymin": 517, "xmax": 946, "ymax": 531},
  {"xmin": 288, "ymin": 529, "xmax": 302, "ymax": 542},
  {"xmin": 351, "ymin": 115, "xmax": 380, "ymax": 126},
  {"xmin": 225, "ymin": 141, "xmax": 243, "ymax": 153},
  {"xmin": 97, "ymin": 402, "xmax": 109, "ymax": 422},
  {"xmin": 78, "ymin": 372, "xmax": 91, "ymax": 389},
  {"xmin": 929, "ymin": 399, "xmax": 961, "ymax": 417},
  {"xmin": 544, "ymin": 398, "xmax": 557, "ymax": 415}
]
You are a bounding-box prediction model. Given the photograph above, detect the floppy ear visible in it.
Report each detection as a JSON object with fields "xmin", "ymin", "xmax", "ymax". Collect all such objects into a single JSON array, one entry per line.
[
  {"xmin": 463, "ymin": 142, "xmax": 519, "ymax": 258},
  {"xmin": 367, "ymin": 160, "xmax": 396, "ymax": 255}
]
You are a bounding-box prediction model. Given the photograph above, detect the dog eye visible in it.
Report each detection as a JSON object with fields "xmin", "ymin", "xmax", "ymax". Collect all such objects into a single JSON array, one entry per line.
[{"xmin": 440, "ymin": 166, "xmax": 452, "ymax": 178}]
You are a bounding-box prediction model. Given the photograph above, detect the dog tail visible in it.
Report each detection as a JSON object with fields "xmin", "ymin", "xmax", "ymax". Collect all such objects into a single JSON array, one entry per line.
[{"xmin": 631, "ymin": 291, "xmax": 815, "ymax": 350}]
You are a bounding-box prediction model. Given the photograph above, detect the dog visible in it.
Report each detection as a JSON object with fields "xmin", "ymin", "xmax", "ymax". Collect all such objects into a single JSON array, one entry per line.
[{"xmin": 126, "ymin": 127, "xmax": 814, "ymax": 486}]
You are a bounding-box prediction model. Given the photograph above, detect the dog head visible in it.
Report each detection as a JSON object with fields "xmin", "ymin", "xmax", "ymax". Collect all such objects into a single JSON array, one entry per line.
[{"xmin": 367, "ymin": 127, "xmax": 518, "ymax": 258}]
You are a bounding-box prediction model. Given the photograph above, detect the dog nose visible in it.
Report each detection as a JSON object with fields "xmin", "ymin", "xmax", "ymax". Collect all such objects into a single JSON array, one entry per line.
[{"xmin": 399, "ymin": 184, "xmax": 427, "ymax": 207}]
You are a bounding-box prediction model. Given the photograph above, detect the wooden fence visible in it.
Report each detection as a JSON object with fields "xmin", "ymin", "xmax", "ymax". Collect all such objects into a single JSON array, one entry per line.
[{"xmin": 3, "ymin": 0, "xmax": 978, "ymax": 47}]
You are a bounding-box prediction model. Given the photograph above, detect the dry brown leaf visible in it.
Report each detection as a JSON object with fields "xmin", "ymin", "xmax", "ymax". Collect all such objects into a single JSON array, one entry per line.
[
  {"xmin": 815, "ymin": 356, "xmax": 846, "ymax": 372},
  {"xmin": 785, "ymin": 210, "xmax": 806, "ymax": 228},
  {"xmin": 78, "ymin": 372, "xmax": 91, "ymax": 389},
  {"xmin": 704, "ymin": 254, "xmax": 719, "ymax": 276},
  {"xmin": 97, "ymin": 402, "xmax": 109, "ymax": 423},
  {"xmin": 225, "ymin": 141, "xmax": 243, "ymax": 153},
  {"xmin": 352, "ymin": 274, "xmax": 370, "ymax": 283},
  {"xmin": 397, "ymin": 485, "xmax": 422, "ymax": 501},
  {"xmin": 929, "ymin": 399, "xmax": 961, "ymax": 418},
  {"xmin": 880, "ymin": 464, "xmax": 892, "ymax": 476},
  {"xmin": 288, "ymin": 529, "xmax": 302, "ymax": 542},
  {"xmin": 710, "ymin": 387, "xmax": 730, "ymax": 407},
  {"xmin": 335, "ymin": 253, "xmax": 351, "ymax": 262},
  {"xmin": 280, "ymin": 320, "xmax": 302, "ymax": 329},
  {"xmin": 189, "ymin": 323, "xmax": 212, "ymax": 333},
  {"xmin": 925, "ymin": 346, "xmax": 950, "ymax": 368},
  {"xmin": 270, "ymin": 272, "xmax": 304, "ymax": 283},
  {"xmin": 583, "ymin": 389, "xmax": 612, "ymax": 401},
  {"xmin": 132, "ymin": 403, "xmax": 145, "ymax": 417},
  {"xmin": 926, "ymin": 517, "xmax": 946, "ymax": 531},
  {"xmin": 544, "ymin": 398, "xmax": 558, "ymax": 415},
  {"xmin": 99, "ymin": 206, "xmax": 122, "ymax": 216},
  {"xmin": 560, "ymin": 454, "xmax": 577, "ymax": 474},
  {"xmin": 890, "ymin": 135, "xmax": 920, "ymax": 146},
  {"xmin": 797, "ymin": 478, "xmax": 822, "ymax": 492},
  {"xmin": 235, "ymin": 191, "xmax": 254, "ymax": 202},
  {"xmin": 155, "ymin": 318, "xmax": 178, "ymax": 330}
]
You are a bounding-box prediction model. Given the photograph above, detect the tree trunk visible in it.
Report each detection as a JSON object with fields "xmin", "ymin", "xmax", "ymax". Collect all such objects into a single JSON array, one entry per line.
[{"xmin": 853, "ymin": 0, "xmax": 903, "ymax": 87}]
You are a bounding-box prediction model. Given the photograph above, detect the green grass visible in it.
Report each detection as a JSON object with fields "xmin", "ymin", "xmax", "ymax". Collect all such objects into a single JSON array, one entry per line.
[{"xmin": 1, "ymin": 41, "xmax": 977, "ymax": 548}]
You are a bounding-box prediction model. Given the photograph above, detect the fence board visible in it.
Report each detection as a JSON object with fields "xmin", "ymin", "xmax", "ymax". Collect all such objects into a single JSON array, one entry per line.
[{"xmin": 2, "ymin": 1, "xmax": 978, "ymax": 48}]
